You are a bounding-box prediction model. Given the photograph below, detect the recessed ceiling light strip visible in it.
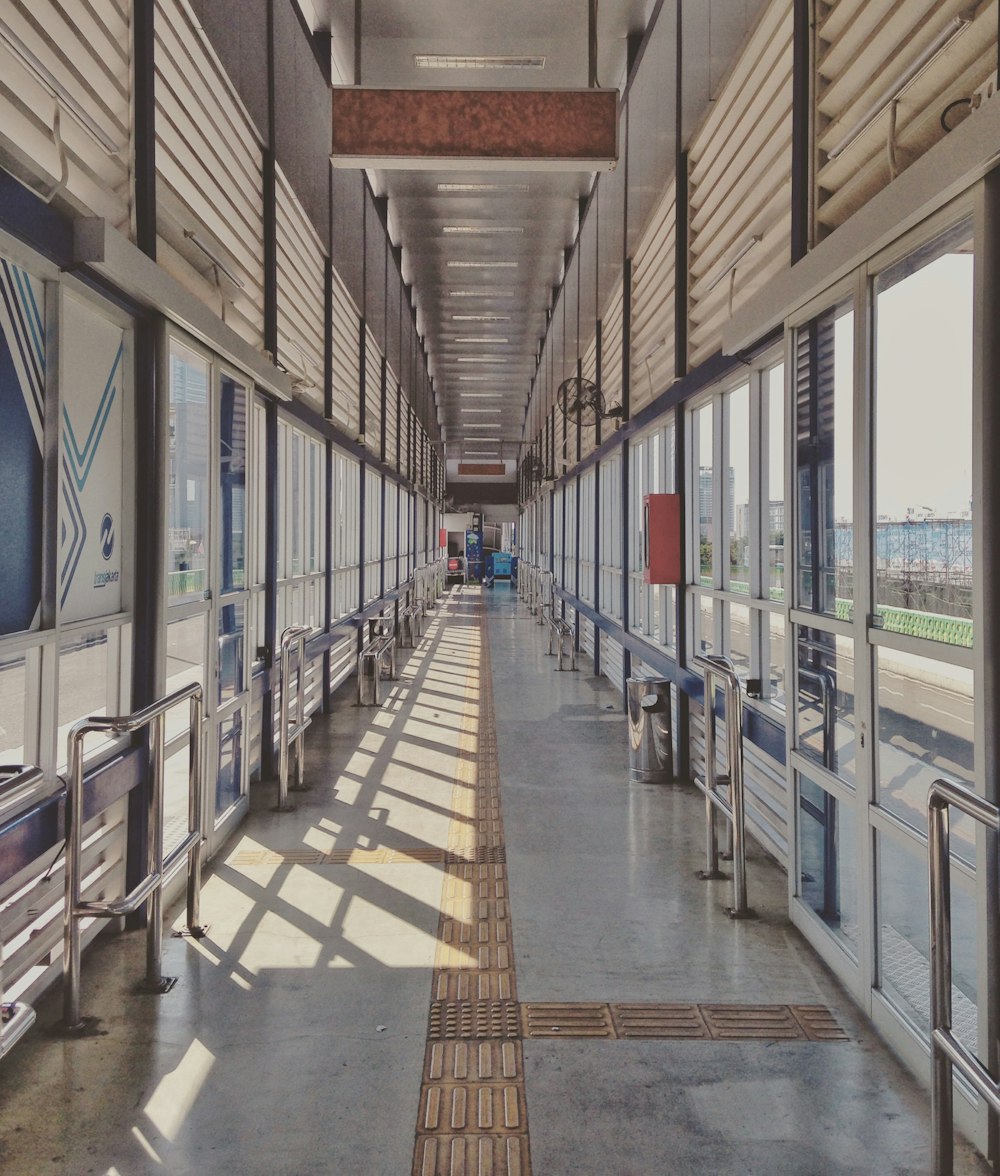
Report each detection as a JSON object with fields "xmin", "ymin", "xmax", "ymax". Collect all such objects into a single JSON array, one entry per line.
[{"xmin": 415, "ymin": 54, "xmax": 545, "ymax": 69}]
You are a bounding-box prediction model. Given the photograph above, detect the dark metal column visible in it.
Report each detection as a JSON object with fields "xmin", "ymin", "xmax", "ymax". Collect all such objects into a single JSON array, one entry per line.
[{"xmin": 133, "ymin": 0, "xmax": 156, "ymax": 260}]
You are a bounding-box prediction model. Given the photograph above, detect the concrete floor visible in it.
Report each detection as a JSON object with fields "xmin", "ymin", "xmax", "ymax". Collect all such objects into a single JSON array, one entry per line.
[{"xmin": 0, "ymin": 583, "xmax": 990, "ymax": 1175}]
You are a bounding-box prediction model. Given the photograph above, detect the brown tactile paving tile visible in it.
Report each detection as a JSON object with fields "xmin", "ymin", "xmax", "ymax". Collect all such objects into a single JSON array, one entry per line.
[
  {"xmin": 433, "ymin": 971, "xmax": 517, "ymax": 1002},
  {"xmin": 701, "ymin": 1003, "xmax": 806, "ymax": 1039},
  {"xmin": 414, "ymin": 597, "xmax": 532, "ymax": 1175},
  {"xmin": 418, "ymin": 1083, "xmax": 528, "ymax": 1134},
  {"xmin": 610, "ymin": 1002, "xmax": 711, "ymax": 1039},
  {"xmin": 424, "ymin": 1040, "xmax": 524, "ymax": 1084},
  {"xmin": 791, "ymin": 1004, "xmax": 850, "ymax": 1041},
  {"xmin": 521, "ymin": 1002, "xmax": 616, "ymax": 1039},
  {"xmin": 428, "ymin": 1001, "xmax": 522, "ymax": 1040},
  {"xmin": 414, "ymin": 1135, "xmax": 530, "ymax": 1176}
]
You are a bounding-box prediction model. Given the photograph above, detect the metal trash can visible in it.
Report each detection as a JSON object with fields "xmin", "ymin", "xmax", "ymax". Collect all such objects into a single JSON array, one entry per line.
[{"xmin": 626, "ymin": 678, "xmax": 673, "ymax": 784}]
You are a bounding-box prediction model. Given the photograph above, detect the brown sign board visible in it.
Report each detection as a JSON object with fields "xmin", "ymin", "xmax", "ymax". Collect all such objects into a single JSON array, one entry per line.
[
  {"xmin": 458, "ymin": 463, "xmax": 506, "ymax": 476},
  {"xmin": 331, "ymin": 88, "xmax": 619, "ymax": 170}
]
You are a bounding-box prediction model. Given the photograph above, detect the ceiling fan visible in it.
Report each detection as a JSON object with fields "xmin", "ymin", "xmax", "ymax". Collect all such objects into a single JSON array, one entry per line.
[{"xmin": 556, "ymin": 375, "xmax": 623, "ymax": 428}]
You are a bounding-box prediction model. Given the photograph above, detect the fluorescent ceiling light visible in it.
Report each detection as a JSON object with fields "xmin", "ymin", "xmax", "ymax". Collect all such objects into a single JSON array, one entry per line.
[
  {"xmin": 465, "ymin": 422, "xmax": 501, "ymax": 427},
  {"xmin": 704, "ymin": 235, "xmax": 761, "ymax": 292},
  {"xmin": 438, "ymin": 183, "xmax": 530, "ymax": 194},
  {"xmin": 0, "ymin": 20, "xmax": 120, "ymax": 155},
  {"xmin": 447, "ymin": 261, "xmax": 518, "ymax": 269},
  {"xmin": 453, "ymin": 314, "xmax": 511, "ymax": 321},
  {"xmin": 415, "ymin": 54, "xmax": 545, "ymax": 69},
  {"xmin": 184, "ymin": 230, "xmax": 245, "ymax": 289},
  {"xmin": 827, "ymin": 17, "xmax": 970, "ymax": 160},
  {"xmin": 461, "ymin": 408, "xmax": 503, "ymax": 413},
  {"xmin": 465, "ymin": 451, "xmax": 501, "ymax": 457},
  {"xmin": 443, "ymin": 226, "xmax": 524, "ymax": 235},
  {"xmin": 459, "ymin": 393, "xmax": 505, "ymax": 398},
  {"xmin": 455, "ymin": 337, "xmax": 510, "ymax": 344},
  {"xmin": 457, "ymin": 357, "xmax": 505, "ymax": 363},
  {"xmin": 458, "ymin": 376, "xmax": 490, "ymax": 382},
  {"xmin": 449, "ymin": 290, "xmax": 515, "ymax": 298}
]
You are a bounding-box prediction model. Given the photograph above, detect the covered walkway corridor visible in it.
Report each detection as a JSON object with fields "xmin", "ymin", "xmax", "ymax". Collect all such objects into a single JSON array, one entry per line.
[{"xmin": 0, "ymin": 585, "xmax": 985, "ymax": 1175}]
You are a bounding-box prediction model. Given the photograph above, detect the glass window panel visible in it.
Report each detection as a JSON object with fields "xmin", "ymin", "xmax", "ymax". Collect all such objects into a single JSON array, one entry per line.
[
  {"xmin": 218, "ymin": 600, "xmax": 245, "ymax": 704},
  {"xmin": 216, "ymin": 709, "xmax": 244, "ymax": 819},
  {"xmin": 696, "ymin": 594, "xmax": 714, "ymax": 657},
  {"xmin": 219, "ymin": 375, "xmax": 247, "ymax": 594},
  {"xmin": 794, "ymin": 306, "xmax": 853, "ymax": 619},
  {"xmin": 253, "ymin": 402, "xmax": 267, "ymax": 587},
  {"xmin": 727, "ymin": 602, "xmax": 751, "ymax": 678},
  {"xmin": 795, "ymin": 628, "xmax": 856, "ymax": 784},
  {"xmin": 58, "ymin": 629, "xmax": 111, "ymax": 766},
  {"xmin": 727, "ymin": 384, "xmax": 750, "ymax": 593},
  {"xmin": 0, "ymin": 654, "xmax": 27, "ymax": 759},
  {"xmin": 766, "ymin": 610, "xmax": 786, "ymax": 710},
  {"xmin": 166, "ymin": 613, "xmax": 206, "ymax": 742},
  {"xmin": 291, "ymin": 430, "xmax": 303, "ymax": 575},
  {"xmin": 874, "ymin": 221, "xmax": 974, "ymax": 644},
  {"xmin": 878, "ymin": 831, "xmax": 977, "ymax": 1053},
  {"xmin": 766, "ymin": 362, "xmax": 785, "ymax": 599},
  {"xmin": 163, "ymin": 745, "xmax": 193, "ymax": 856},
  {"xmin": 798, "ymin": 770, "xmax": 858, "ymax": 957},
  {"xmin": 696, "ymin": 403, "xmax": 713, "ymax": 583},
  {"xmin": 168, "ymin": 343, "xmax": 210, "ymax": 602},
  {"xmin": 876, "ymin": 647, "xmax": 974, "ymax": 850}
]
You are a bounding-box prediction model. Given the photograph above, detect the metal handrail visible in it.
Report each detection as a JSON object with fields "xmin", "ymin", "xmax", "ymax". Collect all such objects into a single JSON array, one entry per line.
[
  {"xmin": 692, "ymin": 655, "xmax": 754, "ymax": 919},
  {"xmin": 275, "ymin": 625, "xmax": 313, "ymax": 812},
  {"xmin": 0, "ymin": 764, "xmax": 54, "ymax": 1058},
  {"xmin": 929, "ymin": 778, "xmax": 1000, "ymax": 1176},
  {"xmin": 537, "ymin": 571, "xmax": 553, "ymax": 626},
  {"xmin": 63, "ymin": 683, "xmax": 205, "ymax": 1031}
]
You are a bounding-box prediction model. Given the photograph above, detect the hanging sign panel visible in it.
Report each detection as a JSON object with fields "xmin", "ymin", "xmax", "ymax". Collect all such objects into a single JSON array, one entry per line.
[{"xmin": 59, "ymin": 295, "xmax": 126, "ymax": 622}]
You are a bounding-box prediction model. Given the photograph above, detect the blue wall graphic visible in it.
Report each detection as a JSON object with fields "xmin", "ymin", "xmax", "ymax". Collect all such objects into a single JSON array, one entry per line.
[{"xmin": 0, "ymin": 258, "xmax": 44, "ymax": 636}]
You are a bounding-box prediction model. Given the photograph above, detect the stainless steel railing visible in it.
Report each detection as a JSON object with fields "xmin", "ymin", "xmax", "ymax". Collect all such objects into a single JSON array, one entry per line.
[
  {"xmin": 692, "ymin": 655, "xmax": 755, "ymax": 919},
  {"xmin": 537, "ymin": 570, "xmax": 553, "ymax": 626},
  {"xmin": 0, "ymin": 764, "xmax": 59, "ymax": 1058},
  {"xmin": 275, "ymin": 625, "xmax": 313, "ymax": 812},
  {"xmin": 545, "ymin": 610, "xmax": 577, "ymax": 671},
  {"xmin": 63, "ymin": 683, "xmax": 205, "ymax": 1031},
  {"xmin": 928, "ymin": 778, "xmax": 1000, "ymax": 1176}
]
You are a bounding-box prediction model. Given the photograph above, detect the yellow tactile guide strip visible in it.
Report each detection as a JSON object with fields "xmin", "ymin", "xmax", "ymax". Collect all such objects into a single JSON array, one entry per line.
[{"xmin": 412, "ymin": 590, "xmax": 532, "ymax": 1176}]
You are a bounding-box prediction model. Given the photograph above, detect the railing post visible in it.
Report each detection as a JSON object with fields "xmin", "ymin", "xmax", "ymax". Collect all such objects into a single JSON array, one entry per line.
[
  {"xmin": 700, "ymin": 668, "xmax": 721, "ymax": 880},
  {"xmin": 930, "ymin": 790, "xmax": 956, "ymax": 1176},
  {"xmin": 62, "ymin": 728, "xmax": 85, "ymax": 1031},
  {"xmin": 187, "ymin": 690, "xmax": 204, "ymax": 933},
  {"xmin": 145, "ymin": 710, "xmax": 166, "ymax": 991},
  {"xmin": 727, "ymin": 679, "xmax": 752, "ymax": 919}
]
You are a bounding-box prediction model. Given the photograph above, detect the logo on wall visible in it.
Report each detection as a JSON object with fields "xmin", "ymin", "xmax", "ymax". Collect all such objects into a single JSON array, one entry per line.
[
  {"xmin": 60, "ymin": 341, "xmax": 122, "ymax": 608},
  {"xmin": 100, "ymin": 512, "xmax": 115, "ymax": 560}
]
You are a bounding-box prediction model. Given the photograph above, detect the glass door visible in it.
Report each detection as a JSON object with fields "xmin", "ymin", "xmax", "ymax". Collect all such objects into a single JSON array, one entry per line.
[
  {"xmin": 788, "ymin": 207, "xmax": 986, "ymax": 1147},
  {"xmin": 165, "ymin": 335, "xmax": 254, "ymax": 861}
]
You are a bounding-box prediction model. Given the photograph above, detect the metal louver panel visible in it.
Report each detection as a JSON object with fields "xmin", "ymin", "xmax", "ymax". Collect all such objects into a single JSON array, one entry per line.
[
  {"xmin": 276, "ymin": 166, "xmax": 326, "ymax": 414},
  {"xmin": 384, "ymin": 366, "xmax": 401, "ymax": 471},
  {"xmin": 631, "ymin": 187, "xmax": 676, "ymax": 414},
  {"xmin": 0, "ymin": 1, "xmax": 131, "ymax": 232},
  {"xmin": 601, "ymin": 278, "xmax": 625, "ymax": 409},
  {"xmin": 688, "ymin": 0, "xmax": 793, "ymax": 368},
  {"xmin": 580, "ymin": 333, "xmax": 598, "ymax": 458},
  {"xmin": 599, "ymin": 631, "xmax": 624, "ymax": 695},
  {"xmin": 815, "ymin": 0, "xmax": 998, "ymax": 234},
  {"xmin": 364, "ymin": 328, "xmax": 384, "ymax": 460},
  {"xmin": 3, "ymin": 800, "xmax": 127, "ymax": 1007},
  {"xmin": 154, "ymin": 0, "xmax": 265, "ymax": 346},
  {"xmin": 331, "ymin": 269, "xmax": 361, "ymax": 434}
]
